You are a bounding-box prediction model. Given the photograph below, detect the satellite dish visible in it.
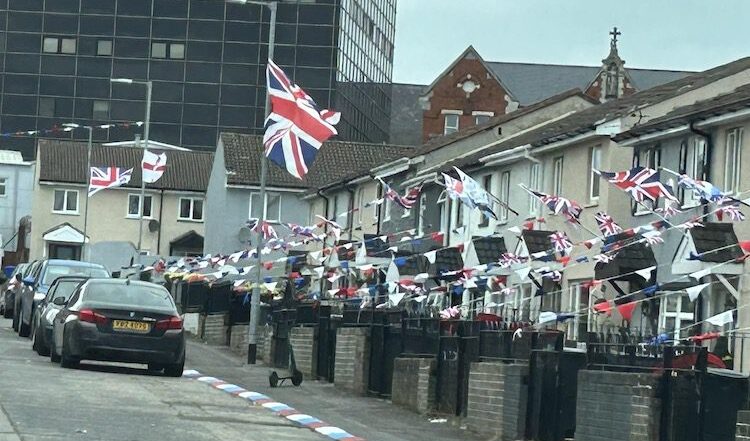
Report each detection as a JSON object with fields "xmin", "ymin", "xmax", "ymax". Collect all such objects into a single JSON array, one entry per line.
[
  {"xmin": 148, "ymin": 219, "xmax": 160, "ymax": 232},
  {"xmin": 238, "ymin": 227, "xmax": 252, "ymax": 243}
]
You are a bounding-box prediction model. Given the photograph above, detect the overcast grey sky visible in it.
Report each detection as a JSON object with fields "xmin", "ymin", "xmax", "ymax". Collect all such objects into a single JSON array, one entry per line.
[{"xmin": 392, "ymin": 0, "xmax": 750, "ymax": 85}]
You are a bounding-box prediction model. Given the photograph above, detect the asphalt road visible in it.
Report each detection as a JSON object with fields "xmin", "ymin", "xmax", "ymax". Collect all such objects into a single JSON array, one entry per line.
[{"xmin": 0, "ymin": 318, "xmax": 319, "ymax": 441}]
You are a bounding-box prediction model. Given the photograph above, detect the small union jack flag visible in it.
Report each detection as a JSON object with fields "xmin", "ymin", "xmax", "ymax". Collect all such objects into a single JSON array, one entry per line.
[
  {"xmin": 593, "ymin": 253, "xmax": 615, "ymax": 264},
  {"xmin": 498, "ymin": 252, "xmax": 525, "ymax": 268},
  {"xmin": 89, "ymin": 166, "xmax": 133, "ymax": 197},
  {"xmin": 643, "ymin": 231, "xmax": 664, "ymax": 246},
  {"xmin": 655, "ymin": 200, "xmax": 682, "ymax": 218},
  {"xmin": 542, "ymin": 270, "xmax": 562, "ymax": 282},
  {"xmin": 677, "ymin": 220, "xmax": 704, "ymax": 230},
  {"xmin": 378, "ymin": 178, "xmax": 423, "ymax": 210},
  {"xmin": 549, "ymin": 231, "xmax": 572, "ymax": 253},
  {"xmin": 597, "ymin": 167, "xmax": 677, "ymax": 203},
  {"xmin": 720, "ymin": 204, "xmax": 746, "ymax": 221},
  {"xmin": 526, "ymin": 187, "xmax": 582, "ymax": 221},
  {"xmin": 594, "ymin": 212, "xmax": 623, "ymax": 237}
]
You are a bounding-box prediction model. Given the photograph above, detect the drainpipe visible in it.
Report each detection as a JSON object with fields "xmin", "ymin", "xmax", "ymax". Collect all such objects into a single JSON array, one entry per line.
[
  {"xmin": 345, "ymin": 184, "xmax": 356, "ymax": 241},
  {"xmin": 689, "ymin": 121, "xmax": 712, "ymax": 216},
  {"xmin": 374, "ymin": 174, "xmax": 383, "ymax": 236},
  {"xmin": 156, "ymin": 189, "xmax": 164, "ymax": 256}
]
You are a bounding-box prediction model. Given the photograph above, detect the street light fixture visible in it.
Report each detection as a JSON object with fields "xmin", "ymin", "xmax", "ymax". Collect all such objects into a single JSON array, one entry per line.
[
  {"xmin": 109, "ymin": 78, "xmax": 152, "ymax": 254},
  {"xmin": 226, "ymin": 0, "xmax": 277, "ymax": 365},
  {"xmin": 63, "ymin": 123, "xmax": 94, "ymax": 260}
]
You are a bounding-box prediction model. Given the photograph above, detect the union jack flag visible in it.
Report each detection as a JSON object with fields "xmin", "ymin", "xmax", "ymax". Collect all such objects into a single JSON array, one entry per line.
[
  {"xmin": 263, "ymin": 59, "xmax": 340, "ymax": 180},
  {"xmin": 643, "ymin": 231, "xmax": 664, "ymax": 246},
  {"xmin": 526, "ymin": 187, "xmax": 582, "ymax": 221},
  {"xmin": 597, "ymin": 167, "xmax": 677, "ymax": 203},
  {"xmin": 655, "ymin": 200, "xmax": 682, "ymax": 218},
  {"xmin": 594, "ymin": 212, "xmax": 623, "ymax": 236},
  {"xmin": 498, "ymin": 252, "xmax": 525, "ymax": 268},
  {"xmin": 678, "ymin": 174, "xmax": 725, "ymax": 202},
  {"xmin": 720, "ymin": 204, "xmax": 746, "ymax": 221},
  {"xmin": 593, "ymin": 253, "xmax": 615, "ymax": 264},
  {"xmin": 549, "ymin": 231, "xmax": 573, "ymax": 253},
  {"xmin": 89, "ymin": 166, "xmax": 133, "ymax": 197},
  {"xmin": 246, "ymin": 218, "xmax": 278, "ymax": 240},
  {"xmin": 378, "ymin": 178, "xmax": 423, "ymax": 210}
]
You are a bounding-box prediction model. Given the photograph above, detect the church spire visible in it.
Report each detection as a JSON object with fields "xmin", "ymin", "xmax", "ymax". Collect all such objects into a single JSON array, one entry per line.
[{"xmin": 602, "ymin": 27, "xmax": 625, "ymax": 99}]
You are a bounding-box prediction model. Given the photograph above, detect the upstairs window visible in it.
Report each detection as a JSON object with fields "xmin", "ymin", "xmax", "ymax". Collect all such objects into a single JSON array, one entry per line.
[
  {"xmin": 552, "ymin": 156, "xmax": 564, "ymax": 195},
  {"xmin": 127, "ymin": 194, "xmax": 153, "ymax": 218},
  {"xmin": 249, "ymin": 192, "xmax": 281, "ymax": 223},
  {"xmin": 0, "ymin": 177, "xmax": 6, "ymax": 196},
  {"xmin": 589, "ymin": 146, "xmax": 602, "ymax": 201},
  {"xmin": 53, "ymin": 189, "xmax": 79, "ymax": 214},
  {"xmin": 725, "ymin": 128, "xmax": 743, "ymax": 194},
  {"xmin": 499, "ymin": 171, "xmax": 510, "ymax": 223},
  {"xmin": 179, "ymin": 197, "xmax": 204, "ymax": 221},
  {"xmin": 443, "ymin": 111, "xmax": 460, "ymax": 135}
]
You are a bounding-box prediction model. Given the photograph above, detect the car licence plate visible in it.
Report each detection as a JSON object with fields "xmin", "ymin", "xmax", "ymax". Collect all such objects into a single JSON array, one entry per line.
[{"xmin": 112, "ymin": 320, "xmax": 150, "ymax": 333}]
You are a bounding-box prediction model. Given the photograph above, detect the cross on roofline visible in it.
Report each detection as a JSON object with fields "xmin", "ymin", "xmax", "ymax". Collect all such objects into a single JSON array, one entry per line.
[{"xmin": 610, "ymin": 26, "xmax": 621, "ymax": 45}]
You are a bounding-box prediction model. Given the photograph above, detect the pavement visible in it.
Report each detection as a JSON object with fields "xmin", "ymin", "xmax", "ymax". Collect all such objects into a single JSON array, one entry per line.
[
  {"xmin": 184, "ymin": 338, "xmax": 482, "ymax": 441},
  {"xmin": 0, "ymin": 316, "xmax": 482, "ymax": 441}
]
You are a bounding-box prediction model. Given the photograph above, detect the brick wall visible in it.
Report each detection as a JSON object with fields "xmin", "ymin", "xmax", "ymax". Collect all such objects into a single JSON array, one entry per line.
[
  {"xmin": 391, "ymin": 357, "xmax": 437, "ymax": 414},
  {"xmin": 465, "ymin": 362, "xmax": 529, "ymax": 440},
  {"xmin": 334, "ymin": 327, "xmax": 370, "ymax": 395},
  {"xmin": 257, "ymin": 325, "xmax": 273, "ymax": 365},
  {"xmin": 290, "ymin": 327, "xmax": 317, "ymax": 378},
  {"xmin": 737, "ymin": 410, "xmax": 750, "ymax": 441},
  {"xmin": 202, "ymin": 313, "xmax": 228, "ymax": 346},
  {"xmin": 575, "ymin": 370, "xmax": 661, "ymax": 441},
  {"xmin": 229, "ymin": 324, "xmax": 248, "ymax": 356}
]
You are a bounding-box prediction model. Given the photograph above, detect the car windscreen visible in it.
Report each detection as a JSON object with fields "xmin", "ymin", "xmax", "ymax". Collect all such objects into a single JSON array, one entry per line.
[
  {"xmin": 49, "ymin": 280, "xmax": 84, "ymax": 302},
  {"xmin": 82, "ymin": 283, "xmax": 175, "ymax": 313},
  {"xmin": 42, "ymin": 265, "xmax": 109, "ymax": 286}
]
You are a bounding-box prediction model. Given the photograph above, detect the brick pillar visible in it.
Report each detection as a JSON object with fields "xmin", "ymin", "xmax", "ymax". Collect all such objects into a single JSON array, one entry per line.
[
  {"xmin": 391, "ymin": 357, "xmax": 437, "ymax": 414},
  {"xmin": 289, "ymin": 327, "xmax": 317, "ymax": 378},
  {"xmin": 202, "ymin": 313, "xmax": 228, "ymax": 346},
  {"xmin": 229, "ymin": 324, "xmax": 249, "ymax": 356},
  {"xmin": 334, "ymin": 327, "xmax": 370, "ymax": 395},
  {"xmin": 257, "ymin": 325, "xmax": 273, "ymax": 364},
  {"xmin": 465, "ymin": 362, "xmax": 529, "ymax": 440},
  {"xmin": 575, "ymin": 370, "xmax": 661, "ymax": 441}
]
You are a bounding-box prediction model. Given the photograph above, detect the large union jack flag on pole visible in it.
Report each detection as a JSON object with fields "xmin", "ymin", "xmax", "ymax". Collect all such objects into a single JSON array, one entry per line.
[
  {"xmin": 263, "ymin": 59, "xmax": 340, "ymax": 180},
  {"xmin": 89, "ymin": 166, "xmax": 133, "ymax": 197},
  {"xmin": 596, "ymin": 166, "xmax": 677, "ymax": 203}
]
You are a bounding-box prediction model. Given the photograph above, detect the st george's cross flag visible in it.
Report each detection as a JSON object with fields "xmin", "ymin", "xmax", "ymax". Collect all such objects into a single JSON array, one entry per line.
[
  {"xmin": 142, "ymin": 150, "xmax": 167, "ymax": 183},
  {"xmin": 89, "ymin": 166, "xmax": 133, "ymax": 197},
  {"xmin": 263, "ymin": 59, "xmax": 340, "ymax": 180}
]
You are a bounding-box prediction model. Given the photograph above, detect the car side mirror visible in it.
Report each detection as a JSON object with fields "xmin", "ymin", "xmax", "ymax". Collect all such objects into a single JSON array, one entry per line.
[
  {"xmin": 14, "ymin": 273, "xmax": 22, "ymax": 282},
  {"xmin": 52, "ymin": 297, "xmax": 67, "ymax": 306},
  {"xmin": 22, "ymin": 276, "xmax": 36, "ymax": 287}
]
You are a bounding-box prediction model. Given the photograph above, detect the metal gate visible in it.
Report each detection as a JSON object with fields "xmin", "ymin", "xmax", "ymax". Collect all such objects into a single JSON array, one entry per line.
[{"xmin": 316, "ymin": 307, "xmax": 337, "ymax": 382}]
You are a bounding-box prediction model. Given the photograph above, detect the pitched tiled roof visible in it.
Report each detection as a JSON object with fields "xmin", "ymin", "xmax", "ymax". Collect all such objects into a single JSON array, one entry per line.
[
  {"xmin": 614, "ymin": 85, "xmax": 750, "ymax": 141},
  {"xmin": 37, "ymin": 139, "xmax": 213, "ymax": 192},
  {"xmin": 487, "ymin": 61, "xmax": 692, "ymax": 106},
  {"xmin": 690, "ymin": 223, "xmax": 743, "ymax": 263},
  {"xmin": 445, "ymin": 57, "xmax": 750, "ymax": 172},
  {"xmin": 522, "ymin": 230, "xmax": 555, "ymax": 255},
  {"xmin": 219, "ymin": 133, "xmax": 412, "ymax": 190},
  {"xmin": 595, "ymin": 233, "xmax": 656, "ymax": 282}
]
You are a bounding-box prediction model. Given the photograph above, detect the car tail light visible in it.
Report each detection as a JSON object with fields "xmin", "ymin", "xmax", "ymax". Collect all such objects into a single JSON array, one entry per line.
[
  {"xmin": 78, "ymin": 309, "xmax": 107, "ymax": 325},
  {"xmin": 155, "ymin": 316, "xmax": 183, "ymax": 331}
]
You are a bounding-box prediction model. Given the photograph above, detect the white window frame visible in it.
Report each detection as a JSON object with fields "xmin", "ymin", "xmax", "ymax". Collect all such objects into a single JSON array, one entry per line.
[
  {"xmin": 725, "ymin": 127, "xmax": 743, "ymax": 195},
  {"xmin": 178, "ymin": 197, "xmax": 204, "ymax": 222},
  {"xmin": 659, "ymin": 292, "xmax": 695, "ymax": 342},
  {"xmin": 417, "ymin": 192, "xmax": 427, "ymax": 236},
  {"xmin": 249, "ymin": 192, "xmax": 282, "ymax": 223},
  {"xmin": 437, "ymin": 192, "xmax": 448, "ymax": 241},
  {"xmin": 442, "ymin": 110, "xmax": 461, "ymax": 135},
  {"xmin": 528, "ymin": 163, "xmax": 541, "ymax": 215},
  {"xmin": 552, "ymin": 156, "xmax": 564, "ymax": 195},
  {"xmin": 478, "ymin": 174, "xmax": 494, "ymax": 227},
  {"xmin": 589, "ymin": 145, "xmax": 601, "ymax": 202},
  {"xmin": 382, "ymin": 181, "xmax": 393, "ymax": 222},
  {"xmin": 0, "ymin": 177, "xmax": 6, "ymax": 197},
  {"xmin": 52, "ymin": 189, "xmax": 79, "ymax": 215},
  {"xmin": 568, "ymin": 281, "xmax": 592, "ymax": 341},
  {"xmin": 472, "ymin": 111, "xmax": 494, "ymax": 125},
  {"xmin": 684, "ymin": 138, "xmax": 707, "ymax": 208},
  {"xmin": 634, "ymin": 146, "xmax": 662, "ymax": 214},
  {"xmin": 126, "ymin": 194, "xmax": 154, "ymax": 219},
  {"xmin": 354, "ymin": 187, "xmax": 365, "ymax": 227},
  {"xmin": 499, "ymin": 171, "xmax": 510, "ymax": 223}
]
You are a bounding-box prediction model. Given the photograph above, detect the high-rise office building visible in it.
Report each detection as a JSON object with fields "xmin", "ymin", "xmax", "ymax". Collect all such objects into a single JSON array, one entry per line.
[{"xmin": 0, "ymin": 0, "xmax": 397, "ymax": 158}]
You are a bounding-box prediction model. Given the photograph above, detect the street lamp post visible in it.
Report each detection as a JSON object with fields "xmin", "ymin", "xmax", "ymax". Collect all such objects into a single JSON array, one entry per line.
[
  {"xmin": 227, "ymin": 0, "xmax": 277, "ymax": 364},
  {"xmin": 62, "ymin": 123, "xmax": 93, "ymax": 260},
  {"xmin": 110, "ymin": 78, "xmax": 153, "ymax": 254}
]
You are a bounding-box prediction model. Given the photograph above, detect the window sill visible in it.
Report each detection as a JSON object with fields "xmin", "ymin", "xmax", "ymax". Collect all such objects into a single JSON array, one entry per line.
[
  {"xmin": 177, "ymin": 218, "xmax": 204, "ymax": 223},
  {"xmin": 126, "ymin": 215, "xmax": 154, "ymax": 220},
  {"xmin": 584, "ymin": 200, "xmax": 599, "ymax": 208},
  {"xmin": 52, "ymin": 211, "xmax": 79, "ymax": 216}
]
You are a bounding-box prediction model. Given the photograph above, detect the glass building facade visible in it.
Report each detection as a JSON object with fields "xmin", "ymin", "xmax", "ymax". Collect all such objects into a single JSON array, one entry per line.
[{"xmin": 0, "ymin": 0, "xmax": 397, "ymax": 158}]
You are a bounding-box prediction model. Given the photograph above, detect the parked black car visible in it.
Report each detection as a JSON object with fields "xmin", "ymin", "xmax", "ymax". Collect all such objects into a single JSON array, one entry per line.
[
  {"xmin": 32, "ymin": 276, "xmax": 89, "ymax": 357},
  {"xmin": 13, "ymin": 261, "xmax": 40, "ymax": 332},
  {"xmin": 51, "ymin": 279, "xmax": 185, "ymax": 376},
  {"xmin": 18, "ymin": 260, "xmax": 109, "ymax": 338},
  {"xmin": 2, "ymin": 263, "xmax": 26, "ymax": 319}
]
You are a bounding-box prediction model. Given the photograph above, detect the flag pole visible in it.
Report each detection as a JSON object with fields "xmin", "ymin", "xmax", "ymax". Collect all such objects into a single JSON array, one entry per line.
[
  {"xmin": 82, "ymin": 126, "xmax": 93, "ymax": 261},
  {"xmin": 248, "ymin": 0, "xmax": 277, "ymax": 365},
  {"xmin": 137, "ymin": 81, "xmax": 152, "ymax": 254}
]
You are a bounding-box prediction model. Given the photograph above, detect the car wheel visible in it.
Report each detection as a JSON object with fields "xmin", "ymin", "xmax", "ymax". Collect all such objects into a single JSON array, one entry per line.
[
  {"xmin": 3, "ymin": 304, "xmax": 11, "ymax": 319},
  {"xmin": 163, "ymin": 353, "xmax": 185, "ymax": 377},
  {"xmin": 11, "ymin": 307, "xmax": 19, "ymax": 332},
  {"xmin": 147, "ymin": 363, "xmax": 164, "ymax": 372},
  {"xmin": 50, "ymin": 338, "xmax": 60, "ymax": 363},
  {"xmin": 60, "ymin": 331, "xmax": 79, "ymax": 369},
  {"xmin": 18, "ymin": 317, "xmax": 30, "ymax": 338},
  {"xmin": 33, "ymin": 325, "xmax": 50, "ymax": 357}
]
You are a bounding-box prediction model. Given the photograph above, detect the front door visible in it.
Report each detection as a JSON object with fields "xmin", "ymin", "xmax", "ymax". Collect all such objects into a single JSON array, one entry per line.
[{"xmin": 48, "ymin": 243, "xmax": 81, "ymax": 261}]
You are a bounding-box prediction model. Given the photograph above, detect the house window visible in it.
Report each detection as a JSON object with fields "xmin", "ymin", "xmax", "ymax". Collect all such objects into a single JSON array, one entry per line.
[
  {"xmin": 684, "ymin": 138, "xmax": 707, "ymax": 207},
  {"xmin": 528, "ymin": 162, "xmax": 541, "ymax": 214},
  {"xmin": 568, "ymin": 281, "xmax": 591, "ymax": 341},
  {"xmin": 443, "ymin": 113, "xmax": 460, "ymax": 135},
  {"xmin": 659, "ymin": 293, "xmax": 694, "ymax": 342},
  {"xmin": 589, "ymin": 145, "xmax": 601, "ymax": 201},
  {"xmin": 437, "ymin": 193, "xmax": 448, "ymax": 241},
  {"xmin": 152, "ymin": 42, "xmax": 185, "ymax": 59},
  {"xmin": 382, "ymin": 181, "xmax": 392, "ymax": 222},
  {"xmin": 0, "ymin": 178, "xmax": 6, "ymax": 196},
  {"xmin": 634, "ymin": 146, "xmax": 662, "ymax": 213},
  {"xmin": 39, "ymin": 98, "xmax": 55, "ymax": 117},
  {"xmin": 43, "ymin": 37, "xmax": 76, "ymax": 54},
  {"xmin": 473, "ymin": 111, "xmax": 493, "ymax": 125},
  {"xmin": 417, "ymin": 192, "xmax": 427, "ymax": 236},
  {"xmin": 249, "ymin": 192, "xmax": 282, "ymax": 223},
  {"xmin": 552, "ymin": 156, "xmax": 564, "ymax": 195},
  {"xmin": 97, "ymin": 40, "xmax": 113, "ymax": 56},
  {"xmin": 725, "ymin": 128, "xmax": 743, "ymax": 194},
  {"xmin": 499, "ymin": 171, "xmax": 510, "ymax": 222},
  {"xmin": 127, "ymin": 194, "xmax": 153, "ymax": 218},
  {"xmin": 92, "ymin": 101, "xmax": 109, "ymax": 120},
  {"xmin": 53, "ymin": 189, "xmax": 79, "ymax": 214},
  {"xmin": 478, "ymin": 174, "xmax": 493, "ymax": 227},
  {"xmin": 179, "ymin": 197, "xmax": 204, "ymax": 221},
  {"xmin": 354, "ymin": 188, "xmax": 365, "ymax": 227}
]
